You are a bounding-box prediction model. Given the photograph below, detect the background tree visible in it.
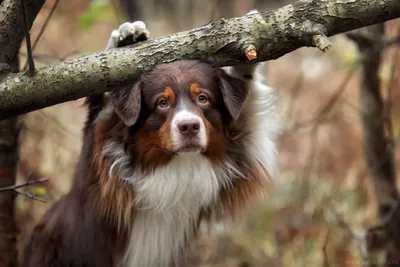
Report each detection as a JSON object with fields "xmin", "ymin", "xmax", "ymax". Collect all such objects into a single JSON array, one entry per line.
[{"xmin": 0, "ymin": 1, "xmax": 44, "ymax": 266}]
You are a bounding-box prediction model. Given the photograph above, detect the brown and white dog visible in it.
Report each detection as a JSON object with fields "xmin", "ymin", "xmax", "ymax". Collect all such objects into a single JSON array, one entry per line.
[{"xmin": 22, "ymin": 19, "xmax": 279, "ymax": 267}]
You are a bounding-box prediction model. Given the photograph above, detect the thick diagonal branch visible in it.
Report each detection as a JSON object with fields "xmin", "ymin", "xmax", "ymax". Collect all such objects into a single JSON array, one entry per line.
[{"xmin": 0, "ymin": 0, "xmax": 399, "ymax": 120}]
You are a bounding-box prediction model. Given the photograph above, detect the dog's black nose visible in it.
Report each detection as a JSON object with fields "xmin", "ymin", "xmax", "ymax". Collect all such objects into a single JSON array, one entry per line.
[{"xmin": 178, "ymin": 120, "xmax": 200, "ymax": 136}]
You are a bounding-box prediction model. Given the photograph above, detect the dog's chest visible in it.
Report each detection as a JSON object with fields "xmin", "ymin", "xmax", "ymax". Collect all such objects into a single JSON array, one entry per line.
[{"xmin": 122, "ymin": 153, "xmax": 220, "ymax": 267}]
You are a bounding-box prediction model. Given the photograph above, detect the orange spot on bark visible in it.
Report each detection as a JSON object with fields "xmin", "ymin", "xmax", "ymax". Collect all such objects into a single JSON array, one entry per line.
[{"xmin": 246, "ymin": 48, "xmax": 257, "ymax": 60}]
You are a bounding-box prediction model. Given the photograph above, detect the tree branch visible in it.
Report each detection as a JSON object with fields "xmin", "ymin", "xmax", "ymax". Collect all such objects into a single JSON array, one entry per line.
[{"xmin": 0, "ymin": 0, "xmax": 399, "ymax": 120}]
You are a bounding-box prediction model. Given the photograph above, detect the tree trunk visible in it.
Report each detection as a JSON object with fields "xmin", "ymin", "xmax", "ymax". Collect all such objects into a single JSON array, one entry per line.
[
  {"xmin": 0, "ymin": 117, "xmax": 21, "ymax": 267},
  {"xmin": 0, "ymin": 0, "xmax": 45, "ymax": 266},
  {"xmin": 0, "ymin": 54, "xmax": 20, "ymax": 267},
  {"xmin": 349, "ymin": 24, "xmax": 400, "ymax": 264}
]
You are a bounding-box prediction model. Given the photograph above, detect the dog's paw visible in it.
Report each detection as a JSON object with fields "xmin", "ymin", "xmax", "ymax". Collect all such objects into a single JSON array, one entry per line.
[
  {"xmin": 247, "ymin": 9, "xmax": 259, "ymax": 15},
  {"xmin": 106, "ymin": 21, "xmax": 150, "ymax": 49}
]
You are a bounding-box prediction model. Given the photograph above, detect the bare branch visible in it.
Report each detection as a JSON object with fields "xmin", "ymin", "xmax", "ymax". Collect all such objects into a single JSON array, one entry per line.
[
  {"xmin": 14, "ymin": 189, "xmax": 47, "ymax": 203},
  {"xmin": 284, "ymin": 63, "xmax": 357, "ymax": 134},
  {"xmin": 323, "ymin": 228, "xmax": 331, "ymax": 267},
  {"xmin": 22, "ymin": 0, "xmax": 60, "ymax": 71},
  {"xmin": 0, "ymin": 0, "xmax": 399, "ymax": 119},
  {"xmin": 0, "ymin": 178, "xmax": 48, "ymax": 192},
  {"xmin": 384, "ymin": 32, "xmax": 399, "ymax": 155}
]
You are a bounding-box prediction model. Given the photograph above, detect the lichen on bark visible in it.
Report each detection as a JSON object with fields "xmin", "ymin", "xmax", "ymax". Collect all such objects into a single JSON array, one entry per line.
[{"xmin": 0, "ymin": 0, "xmax": 399, "ymax": 120}]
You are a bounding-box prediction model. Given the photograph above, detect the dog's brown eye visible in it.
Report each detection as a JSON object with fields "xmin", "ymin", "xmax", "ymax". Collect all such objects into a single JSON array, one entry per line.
[
  {"xmin": 158, "ymin": 99, "xmax": 169, "ymax": 108},
  {"xmin": 198, "ymin": 94, "xmax": 208, "ymax": 104}
]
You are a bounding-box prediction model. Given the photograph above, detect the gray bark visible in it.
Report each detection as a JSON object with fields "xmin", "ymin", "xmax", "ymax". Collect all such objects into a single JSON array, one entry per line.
[
  {"xmin": 0, "ymin": 0, "xmax": 45, "ymax": 266},
  {"xmin": 0, "ymin": 0, "xmax": 44, "ymax": 71},
  {"xmin": 0, "ymin": 0, "xmax": 399, "ymax": 120}
]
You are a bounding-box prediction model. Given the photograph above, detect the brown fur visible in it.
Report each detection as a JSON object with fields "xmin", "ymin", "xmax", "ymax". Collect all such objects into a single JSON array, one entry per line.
[
  {"xmin": 22, "ymin": 60, "xmax": 269, "ymax": 267},
  {"xmin": 189, "ymin": 82, "xmax": 202, "ymax": 100},
  {"xmin": 219, "ymin": 166, "xmax": 269, "ymax": 218},
  {"xmin": 136, "ymin": 118, "xmax": 174, "ymax": 172},
  {"xmin": 163, "ymin": 86, "xmax": 176, "ymax": 104}
]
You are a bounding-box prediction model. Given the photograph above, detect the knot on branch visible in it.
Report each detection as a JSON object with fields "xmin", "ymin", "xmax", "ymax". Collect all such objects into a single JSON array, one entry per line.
[
  {"xmin": 301, "ymin": 20, "xmax": 332, "ymax": 52},
  {"xmin": 245, "ymin": 45, "xmax": 257, "ymax": 60}
]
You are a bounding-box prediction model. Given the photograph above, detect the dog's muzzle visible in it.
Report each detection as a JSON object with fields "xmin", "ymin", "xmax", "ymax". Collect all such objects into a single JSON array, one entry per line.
[{"xmin": 171, "ymin": 110, "xmax": 207, "ymax": 153}]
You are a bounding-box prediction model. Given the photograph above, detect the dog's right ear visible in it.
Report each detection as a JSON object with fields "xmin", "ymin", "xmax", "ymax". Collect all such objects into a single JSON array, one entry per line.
[
  {"xmin": 218, "ymin": 69, "xmax": 248, "ymax": 121},
  {"xmin": 108, "ymin": 81, "xmax": 141, "ymax": 127}
]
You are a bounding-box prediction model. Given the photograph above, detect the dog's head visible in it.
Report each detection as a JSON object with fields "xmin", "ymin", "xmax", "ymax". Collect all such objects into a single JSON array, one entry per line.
[{"xmin": 108, "ymin": 60, "xmax": 248, "ymax": 168}]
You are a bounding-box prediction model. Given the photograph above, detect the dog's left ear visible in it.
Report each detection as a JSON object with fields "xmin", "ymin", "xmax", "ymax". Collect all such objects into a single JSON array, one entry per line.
[
  {"xmin": 109, "ymin": 81, "xmax": 142, "ymax": 126},
  {"xmin": 218, "ymin": 70, "xmax": 248, "ymax": 121}
]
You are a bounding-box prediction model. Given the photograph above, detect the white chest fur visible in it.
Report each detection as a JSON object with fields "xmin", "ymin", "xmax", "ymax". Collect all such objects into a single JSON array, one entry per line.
[{"xmin": 120, "ymin": 152, "xmax": 221, "ymax": 267}]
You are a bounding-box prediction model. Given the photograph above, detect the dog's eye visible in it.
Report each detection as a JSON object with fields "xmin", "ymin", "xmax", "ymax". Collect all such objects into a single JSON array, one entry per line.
[
  {"xmin": 197, "ymin": 94, "xmax": 208, "ymax": 104},
  {"xmin": 158, "ymin": 98, "xmax": 169, "ymax": 108}
]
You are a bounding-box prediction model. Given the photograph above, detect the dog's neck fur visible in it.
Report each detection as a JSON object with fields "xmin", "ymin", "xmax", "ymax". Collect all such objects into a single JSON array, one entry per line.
[
  {"xmin": 112, "ymin": 150, "xmax": 220, "ymax": 267},
  {"xmin": 82, "ymin": 104, "xmax": 221, "ymax": 267}
]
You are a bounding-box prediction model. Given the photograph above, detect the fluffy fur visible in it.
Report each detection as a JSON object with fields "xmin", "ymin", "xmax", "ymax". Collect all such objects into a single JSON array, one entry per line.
[{"xmin": 22, "ymin": 19, "xmax": 279, "ymax": 267}]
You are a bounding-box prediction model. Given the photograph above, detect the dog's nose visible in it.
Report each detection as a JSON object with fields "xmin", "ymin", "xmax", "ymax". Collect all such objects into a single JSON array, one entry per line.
[{"xmin": 178, "ymin": 120, "xmax": 200, "ymax": 136}]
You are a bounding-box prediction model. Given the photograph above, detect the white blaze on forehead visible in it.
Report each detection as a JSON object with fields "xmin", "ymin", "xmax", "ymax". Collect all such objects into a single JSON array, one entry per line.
[{"xmin": 171, "ymin": 109, "xmax": 207, "ymax": 148}]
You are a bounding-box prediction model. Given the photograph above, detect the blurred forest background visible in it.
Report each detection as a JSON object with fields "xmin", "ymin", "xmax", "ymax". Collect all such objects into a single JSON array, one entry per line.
[{"xmin": 13, "ymin": 0, "xmax": 400, "ymax": 266}]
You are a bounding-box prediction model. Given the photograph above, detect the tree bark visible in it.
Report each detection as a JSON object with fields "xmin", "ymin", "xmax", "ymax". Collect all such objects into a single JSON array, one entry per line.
[
  {"xmin": 0, "ymin": 0, "xmax": 45, "ymax": 266},
  {"xmin": 0, "ymin": 0, "xmax": 45, "ymax": 72},
  {"xmin": 0, "ymin": 117, "xmax": 22, "ymax": 267},
  {"xmin": 0, "ymin": 0, "xmax": 399, "ymax": 120}
]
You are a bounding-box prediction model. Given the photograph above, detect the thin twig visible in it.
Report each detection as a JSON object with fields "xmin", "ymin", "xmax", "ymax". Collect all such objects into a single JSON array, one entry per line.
[
  {"xmin": 20, "ymin": 0, "xmax": 35, "ymax": 75},
  {"xmin": 31, "ymin": 0, "xmax": 59, "ymax": 51},
  {"xmin": 323, "ymin": 228, "xmax": 331, "ymax": 267},
  {"xmin": 23, "ymin": 0, "xmax": 60, "ymax": 71},
  {"xmin": 0, "ymin": 178, "xmax": 48, "ymax": 192},
  {"xmin": 314, "ymin": 65, "xmax": 358, "ymax": 123},
  {"xmin": 286, "ymin": 35, "xmax": 400, "ymax": 135},
  {"xmin": 299, "ymin": 124, "xmax": 320, "ymax": 200},
  {"xmin": 284, "ymin": 63, "xmax": 357, "ymax": 134},
  {"xmin": 14, "ymin": 189, "xmax": 47, "ymax": 203},
  {"xmin": 324, "ymin": 197, "xmax": 371, "ymax": 266},
  {"xmin": 384, "ymin": 31, "xmax": 399, "ymax": 154}
]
